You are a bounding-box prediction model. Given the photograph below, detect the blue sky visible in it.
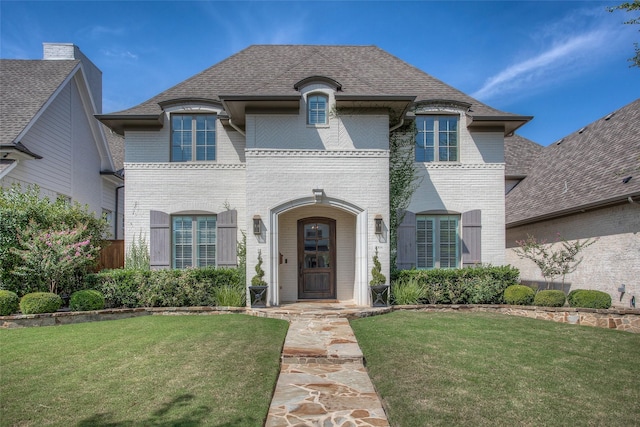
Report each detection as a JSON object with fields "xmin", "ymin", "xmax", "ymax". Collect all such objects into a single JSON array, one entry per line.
[{"xmin": 1, "ymin": 0, "xmax": 638, "ymax": 146}]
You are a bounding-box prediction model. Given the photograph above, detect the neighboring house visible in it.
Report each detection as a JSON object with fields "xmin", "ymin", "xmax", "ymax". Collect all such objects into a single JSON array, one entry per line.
[
  {"xmin": 98, "ymin": 45, "xmax": 531, "ymax": 306},
  {"xmin": 0, "ymin": 43, "xmax": 124, "ymax": 238},
  {"xmin": 506, "ymin": 98, "xmax": 640, "ymax": 307}
]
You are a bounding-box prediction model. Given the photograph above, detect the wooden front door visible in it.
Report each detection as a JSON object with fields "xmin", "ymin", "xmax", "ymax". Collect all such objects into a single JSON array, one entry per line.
[{"xmin": 298, "ymin": 217, "xmax": 336, "ymax": 300}]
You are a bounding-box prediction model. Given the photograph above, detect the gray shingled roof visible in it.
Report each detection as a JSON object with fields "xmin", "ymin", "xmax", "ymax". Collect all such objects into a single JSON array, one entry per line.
[
  {"xmin": 506, "ymin": 98, "xmax": 640, "ymax": 227},
  {"xmin": 0, "ymin": 59, "xmax": 80, "ymax": 146},
  {"xmin": 105, "ymin": 45, "xmax": 523, "ymax": 120},
  {"xmin": 102, "ymin": 123, "xmax": 124, "ymax": 172},
  {"xmin": 505, "ymin": 134, "xmax": 543, "ymax": 178}
]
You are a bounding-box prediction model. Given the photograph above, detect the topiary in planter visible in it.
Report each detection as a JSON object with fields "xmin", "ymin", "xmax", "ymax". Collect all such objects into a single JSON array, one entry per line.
[
  {"xmin": 534, "ymin": 290, "xmax": 566, "ymax": 307},
  {"xmin": 567, "ymin": 289, "xmax": 612, "ymax": 309},
  {"xmin": 0, "ymin": 290, "xmax": 20, "ymax": 316},
  {"xmin": 69, "ymin": 289, "xmax": 105, "ymax": 311},
  {"xmin": 504, "ymin": 285, "xmax": 535, "ymax": 305},
  {"xmin": 19, "ymin": 292, "xmax": 62, "ymax": 314}
]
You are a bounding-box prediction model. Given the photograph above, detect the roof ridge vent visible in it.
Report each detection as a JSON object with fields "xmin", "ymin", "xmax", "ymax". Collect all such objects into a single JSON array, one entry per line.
[
  {"xmin": 555, "ymin": 138, "xmax": 565, "ymax": 146},
  {"xmin": 604, "ymin": 112, "xmax": 615, "ymax": 121},
  {"xmin": 578, "ymin": 126, "xmax": 587, "ymax": 134}
]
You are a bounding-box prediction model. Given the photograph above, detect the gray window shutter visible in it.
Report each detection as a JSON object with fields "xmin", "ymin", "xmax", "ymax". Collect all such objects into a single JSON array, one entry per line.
[
  {"xmin": 396, "ymin": 210, "xmax": 416, "ymax": 270},
  {"xmin": 216, "ymin": 209, "xmax": 237, "ymax": 267},
  {"xmin": 150, "ymin": 210, "xmax": 171, "ymax": 270},
  {"xmin": 462, "ymin": 209, "xmax": 482, "ymax": 267}
]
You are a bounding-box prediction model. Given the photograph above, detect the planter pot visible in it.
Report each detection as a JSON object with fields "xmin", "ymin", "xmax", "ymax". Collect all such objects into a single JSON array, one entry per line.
[
  {"xmin": 370, "ymin": 284, "xmax": 390, "ymax": 307},
  {"xmin": 249, "ymin": 286, "xmax": 268, "ymax": 308}
]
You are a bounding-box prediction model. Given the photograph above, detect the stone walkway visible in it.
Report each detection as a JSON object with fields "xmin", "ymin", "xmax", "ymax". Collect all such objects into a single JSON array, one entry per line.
[{"xmin": 261, "ymin": 303, "xmax": 390, "ymax": 427}]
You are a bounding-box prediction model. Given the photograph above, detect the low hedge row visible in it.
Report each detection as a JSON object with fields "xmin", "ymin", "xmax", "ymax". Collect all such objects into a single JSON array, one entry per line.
[
  {"xmin": 84, "ymin": 267, "xmax": 243, "ymax": 308},
  {"xmin": 568, "ymin": 289, "xmax": 612, "ymax": 309},
  {"xmin": 504, "ymin": 285, "xmax": 535, "ymax": 305},
  {"xmin": 393, "ymin": 265, "xmax": 520, "ymax": 305},
  {"xmin": 0, "ymin": 290, "xmax": 20, "ymax": 315},
  {"xmin": 19, "ymin": 292, "xmax": 62, "ymax": 314}
]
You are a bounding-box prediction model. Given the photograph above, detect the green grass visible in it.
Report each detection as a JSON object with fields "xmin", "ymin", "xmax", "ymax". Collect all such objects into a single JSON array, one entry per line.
[
  {"xmin": 351, "ymin": 311, "xmax": 640, "ymax": 427},
  {"xmin": 0, "ymin": 315, "xmax": 288, "ymax": 427}
]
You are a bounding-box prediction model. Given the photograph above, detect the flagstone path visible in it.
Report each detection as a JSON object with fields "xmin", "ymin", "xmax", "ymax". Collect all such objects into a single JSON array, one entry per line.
[{"xmin": 261, "ymin": 306, "xmax": 390, "ymax": 427}]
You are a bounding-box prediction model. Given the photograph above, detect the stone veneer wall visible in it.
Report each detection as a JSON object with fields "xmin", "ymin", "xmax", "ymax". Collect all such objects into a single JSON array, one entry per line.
[
  {"xmin": 2, "ymin": 305, "xmax": 639, "ymax": 333},
  {"xmin": 396, "ymin": 305, "xmax": 640, "ymax": 333}
]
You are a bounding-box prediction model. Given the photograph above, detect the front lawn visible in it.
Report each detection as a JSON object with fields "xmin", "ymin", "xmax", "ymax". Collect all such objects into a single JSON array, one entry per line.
[
  {"xmin": 0, "ymin": 315, "xmax": 288, "ymax": 427},
  {"xmin": 351, "ymin": 311, "xmax": 640, "ymax": 427}
]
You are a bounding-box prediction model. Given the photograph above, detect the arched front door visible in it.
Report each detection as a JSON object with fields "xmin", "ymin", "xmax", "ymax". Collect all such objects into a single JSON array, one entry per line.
[{"xmin": 298, "ymin": 217, "xmax": 336, "ymax": 299}]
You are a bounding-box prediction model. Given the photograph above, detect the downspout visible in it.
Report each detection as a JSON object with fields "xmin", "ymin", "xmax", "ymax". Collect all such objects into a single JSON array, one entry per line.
[
  {"xmin": 0, "ymin": 159, "xmax": 19, "ymax": 180},
  {"xmin": 114, "ymin": 185, "xmax": 124, "ymax": 239},
  {"xmin": 228, "ymin": 118, "xmax": 246, "ymax": 137},
  {"xmin": 389, "ymin": 118, "xmax": 405, "ymax": 133}
]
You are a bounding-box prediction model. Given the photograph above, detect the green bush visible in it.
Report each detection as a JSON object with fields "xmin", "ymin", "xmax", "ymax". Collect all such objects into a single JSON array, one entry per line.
[
  {"xmin": 504, "ymin": 285, "xmax": 535, "ymax": 305},
  {"xmin": 69, "ymin": 290, "xmax": 105, "ymax": 311},
  {"xmin": 392, "ymin": 278, "xmax": 427, "ymax": 305},
  {"xmin": 19, "ymin": 292, "xmax": 62, "ymax": 314},
  {"xmin": 567, "ymin": 289, "xmax": 612, "ymax": 309},
  {"xmin": 394, "ymin": 265, "xmax": 519, "ymax": 305},
  {"xmin": 0, "ymin": 290, "xmax": 20, "ymax": 315},
  {"xmin": 0, "ymin": 184, "xmax": 108, "ymax": 296},
  {"xmin": 534, "ymin": 290, "xmax": 566, "ymax": 307},
  {"xmin": 86, "ymin": 266, "xmax": 243, "ymax": 308}
]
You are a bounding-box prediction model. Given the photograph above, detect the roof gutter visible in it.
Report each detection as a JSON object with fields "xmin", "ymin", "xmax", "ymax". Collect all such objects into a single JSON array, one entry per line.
[{"xmin": 506, "ymin": 191, "xmax": 640, "ymax": 228}]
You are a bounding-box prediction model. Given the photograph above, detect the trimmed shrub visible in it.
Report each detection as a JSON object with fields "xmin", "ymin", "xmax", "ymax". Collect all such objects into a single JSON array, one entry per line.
[
  {"xmin": 0, "ymin": 290, "xmax": 20, "ymax": 315},
  {"xmin": 534, "ymin": 290, "xmax": 566, "ymax": 307},
  {"xmin": 504, "ymin": 285, "xmax": 535, "ymax": 305},
  {"xmin": 392, "ymin": 278, "xmax": 427, "ymax": 305},
  {"xmin": 568, "ymin": 289, "xmax": 612, "ymax": 309},
  {"xmin": 69, "ymin": 289, "xmax": 105, "ymax": 311},
  {"xmin": 19, "ymin": 292, "xmax": 62, "ymax": 314},
  {"xmin": 85, "ymin": 266, "xmax": 243, "ymax": 308},
  {"xmin": 394, "ymin": 265, "xmax": 519, "ymax": 305}
]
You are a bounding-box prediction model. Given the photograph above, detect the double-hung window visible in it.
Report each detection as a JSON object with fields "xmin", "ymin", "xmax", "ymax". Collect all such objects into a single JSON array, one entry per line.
[
  {"xmin": 307, "ymin": 94, "xmax": 328, "ymax": 125},
  {"xmin": 172, "ymin": 215, "xmax": 216, "ymax": 268},
  {"xmin": 415, "ymin": 116, "xmax": 458, "ymax": 162},
  {"xmin": 416, "ymin": 215, "xmax": 460, "ymax": 269},
  {"xmin": 171, "ymin": 114, "xmax": 216, "ymax": 162}
]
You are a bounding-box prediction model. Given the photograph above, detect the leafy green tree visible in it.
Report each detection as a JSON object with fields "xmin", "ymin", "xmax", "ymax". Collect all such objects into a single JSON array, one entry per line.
[
  {"xmin": 0, "ymin": 185, "xmax": 108, "ymax": 295},
  {"xmin": 609, "ymin": 0, "xmax": 640, "ymax": 67}
]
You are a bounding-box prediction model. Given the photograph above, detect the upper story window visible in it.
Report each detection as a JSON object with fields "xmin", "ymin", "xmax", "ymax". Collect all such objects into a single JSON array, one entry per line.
[
  {"xmin": 415, "ymin": 116, "xmax": 458, "ymax": 162},
  {"xmin": 307, "ymin": 94, "xmax": 328, "ymax": 125},
  {"xmin": 171, "ymin": 114, "xmax": 216, "ymax": 162}
]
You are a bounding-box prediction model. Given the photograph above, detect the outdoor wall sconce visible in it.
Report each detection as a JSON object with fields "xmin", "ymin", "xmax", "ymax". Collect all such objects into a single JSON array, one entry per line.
[
  {"xmin": 618, "ymin": 284, "xmax": 626, "ymax": 302},
  {"xmin": 375, "ymin": 215, "xmax": 383, "ymax": 235},
  {"xmin": 313, "ymin": 188, "xmax": 324, "ymax": 204},
  {"xmin": 253, "ymin": 215, "xmax": 261, "ymax": 235}
]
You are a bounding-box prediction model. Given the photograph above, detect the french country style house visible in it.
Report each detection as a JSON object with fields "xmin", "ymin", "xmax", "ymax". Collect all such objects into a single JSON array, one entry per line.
[
  {"xmin": 98, "ymin": 45, "xmax": 531, "ymax": 306},
  {"xmin": 0, "ymin": 43, "xmax": 124, "ymax": 238}
]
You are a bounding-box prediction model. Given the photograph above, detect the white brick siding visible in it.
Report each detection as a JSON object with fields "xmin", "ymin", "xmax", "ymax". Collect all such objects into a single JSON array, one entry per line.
[{"xmin": 506, "ymin": 202, "xmax": 640, "ymax": 308}]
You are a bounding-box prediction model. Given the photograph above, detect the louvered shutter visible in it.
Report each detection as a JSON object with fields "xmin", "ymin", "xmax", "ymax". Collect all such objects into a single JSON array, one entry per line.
[
  {"xmin": 216, "ymin": 209, "xmax": 238, "ymax": 267},
  {"xmin": 462, "ymin": 209, "xmax": 482, "ymax": 267},
  {"xmin": 396, "ymin": 210, "xmax": 416, "ymax": 270},
  {"xmin": 150, "ymin": 210, "xmax": 171, "ymax": 270}
]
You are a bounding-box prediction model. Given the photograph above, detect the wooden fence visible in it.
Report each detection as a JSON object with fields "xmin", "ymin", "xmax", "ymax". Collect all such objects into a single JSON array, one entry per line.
[{"xmin": 98, "ymin": 240, "xmax": 124, "ymax": 271}]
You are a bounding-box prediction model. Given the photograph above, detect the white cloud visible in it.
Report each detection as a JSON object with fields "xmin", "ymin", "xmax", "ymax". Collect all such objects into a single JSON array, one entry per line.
[
  {"xmin": 472, "ymin": 30, "xmax": 606, "ymax": 100},
  {"xmin": 472, "ymin": 6, "xmax": 635, "ymax": 102},
  {"xmin": 101, "ymin": 49, "xmax": 139, "ymax": 60}
]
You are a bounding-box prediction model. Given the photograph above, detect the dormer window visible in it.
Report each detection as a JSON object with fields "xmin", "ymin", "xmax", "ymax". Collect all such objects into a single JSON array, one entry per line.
[
  {"xmin": 171, "ymin": 114, "xmax": 216, "ymax": 162},
  {"xmin": 307, "ymin": 94, "xmax": 328, "ymax": 125}
]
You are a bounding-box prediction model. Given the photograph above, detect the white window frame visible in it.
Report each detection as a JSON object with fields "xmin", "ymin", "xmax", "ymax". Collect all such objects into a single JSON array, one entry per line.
[
  {"xmin": 415, "ymin": 115, "xmax": 459, "ymax": 162},
  {"xmin": 416, "ymin": 215, "xmax": 460, "ymax": 269},
  {"xmin": 172, "ymin": 215, "xmax": 217, "ymax": 269},
  {"xmin": 307, "ymin": 94, "xmax": 328, "ymax": 125},
  {"xmin": 171, "ymin": 114, "xmax": 217, "ymax": 162}
]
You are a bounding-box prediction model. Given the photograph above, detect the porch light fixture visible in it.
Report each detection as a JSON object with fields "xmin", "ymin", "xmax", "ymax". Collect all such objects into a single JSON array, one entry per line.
[
  {"xmin": 375, "ymin": 215, "xmax": 383, "ymax": 235},
  {"xmin": 253, "ymin": 215, "xmax": 261, "ymax": 235},
  {"xmin": 313, "ymin": 188, "xmax": 324, "ymax": 204}
]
